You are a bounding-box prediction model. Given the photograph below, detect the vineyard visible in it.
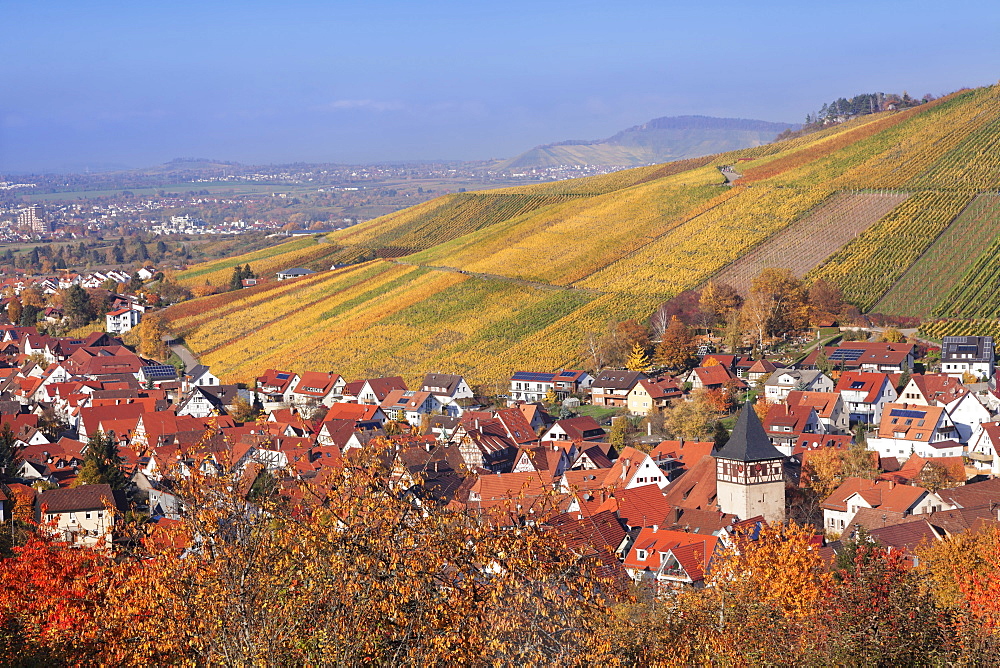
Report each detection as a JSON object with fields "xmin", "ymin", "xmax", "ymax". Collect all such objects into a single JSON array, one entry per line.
[
  {"xmin": 162, "ymin": 82, "xmax": 1000, "ymax": 386},
  {"xmin": 710, "ymin": 191, "xmax": 909, "ymax": 293},
  {"xmin": 875, "ymin": 195, "xmax": 1000, "ymax": 317},
  {"xmin": 406, "ymin": 182, "xmax": 733, "ymax": 286},
  {"xmin": 173, "ymin": 236, "xmax": 343, "ymax": 287},
  {"xmin": 574, "ymin": 186, "xmax": 831, "ymax": 296},
  {"xmin": 919, "ymin": 319, "xmax": 1000, "ymax": 342},
  {"xmin": 806, "ymin": 191, "xmax": 974, "ymax": 310}
]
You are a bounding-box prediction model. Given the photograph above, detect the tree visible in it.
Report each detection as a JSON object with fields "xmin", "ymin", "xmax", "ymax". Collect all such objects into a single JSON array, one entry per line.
[
  {"xmin": 815, "ymin": 347, "xmax": 832, "ymax": 375},
  {"xmin": 230, "ymin": 397, "xmax": 260, "ymax": 423},
  {"xmin": 6, "ymin": 297, "xmax": 21, "ymax": 326},
  {"xmin": 664, "ymin": 390, "xmax": 717, "ymax": 439},
  {"xmin": 808, "ymin": 279, "xmax": 843, "ymax": 322},
  {"xmin": 77, "ymin": 431, "xmax": 127, "ymax": 491},
  {"xmin": 243, "ymin": 264, "xmax": 255, "ymax": 279},
  {"xmin": 19, "ymin": 304, "xmax": 42, "ymax": 327},
  {"xmin": 742, "ymin": 269, "xmax": 810, "ymax": 352},
  {"xmin": 543, "ymin": 386, "xmax": 558, "ymax": 407},
  {"xmin": 880, "ymin": 327, "xmax": 905, "ymax": 343},
  {"xmin": 61, "ymin": 285, "xmax": 96, "ymax": 328},
  {"xmin": 20, "ymin": 287, "xmax": 45, "ymax": 308},
  {"xmin": 229, "ymin": 265, "xmax": 245, "ymax": 292},
  {"xmin": 136, "ymin": 312, "xmax": 166, "ymax": 360},
  {"xmin": 0, "ymin": 423, "xmax": 21, "ymax": 481},
  {"xmin": 712, "ymin": 420, "xmax": 730, "ymax": 450},
  {"xmin": 625, "ymin": 342, "xmax": 651, "ymax": 371},
  {"xmin": 699, "ymin": 281, "xmax": 742, "ymax": 328},
  {"xmin": 655, "ymin": 317, "xmax": 696, "ymax": 370}
]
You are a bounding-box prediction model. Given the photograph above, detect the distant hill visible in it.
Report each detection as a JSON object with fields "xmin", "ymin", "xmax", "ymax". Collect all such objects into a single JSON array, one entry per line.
[
  {"xmin": 495, "ymin": 115, "xmax": 798, "ymax": 170},
  {"xmin": 165, "ymin": 85, "xmax": 1000, "ymax": 386}
]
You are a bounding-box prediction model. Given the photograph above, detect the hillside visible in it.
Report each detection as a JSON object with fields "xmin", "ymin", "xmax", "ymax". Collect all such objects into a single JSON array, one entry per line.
[
  {"xmin": 495, "ymin": 115, "xmax": 797, "ymax": 170},
  {"xmin": 165, "ymin": 85, "xmax": 1000, "ymax": 385}
]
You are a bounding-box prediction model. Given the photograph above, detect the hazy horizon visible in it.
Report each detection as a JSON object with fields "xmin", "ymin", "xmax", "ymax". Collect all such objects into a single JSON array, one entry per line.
[{"xmin": 3, "ymin": 0, "xmax": 998, "ymax": 173}]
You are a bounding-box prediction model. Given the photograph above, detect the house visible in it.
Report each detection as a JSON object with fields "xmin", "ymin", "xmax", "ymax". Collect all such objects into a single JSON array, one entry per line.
[
  {"xmin": 762, "ymin": 403, "xmax": 823, "ymax": 456},
  {"xmin": 276, "ymin": 268, "xmax": 316, "ymax": 280},
  {"xmin": 421, "ymin": 373, "xmax": 473, "ymax": 416},
  {"xmin": 380, "ymin": 390, "xmax": 444, "ymax": 426},
  {"xmin": 746, "ymin": 359, "xmax": 778, "ymax": 384},
  {"xmin": 867, "ymin": 402, "xmax": 962, "ymax": 460},
  {"xmin": 542, "ymin": 416, "xmax": 606, "ymax": 442},
  {"xmin": 687, "ymin": 364, "xmax": 746, "ymax": 392},
  {"xmin": 35, "ymin": 483, "xmax": 127, "ymax": 548},
  {"xmin": 834, "ymin": 371, "xmax": 898, "ymax": 425},
  {"xmin": 356, "ymin": 377, "xmax": 407, "ymax": 405},
  {"xmin": 763, "ymin": 369, "xmax": 833, "ymax": 403},
  {"xmin": 105, "ymin": 307, "xmax": 142, "ymax": 334},
  {"xmin": 289, "ymin": 371, "xmax": 345, "ymax": 407},
  {"xmin": 898, "ymin": 373, "xmax": 968, "ymax": 406},
  {"xmin": 508, "ymin": 371, "xmax": 556, "ymax": 404},
  {"xmin": 785, "ymin": 390, "xmax": 850, "ymax": 434},
  {"xmin": 187, "ymin": 365, "xmax": 221, "ymax": 388},
  {"xmin": 940, "ymin": 336, "xmax": 994, "ymax": 380},
  {"xmin": 822, "ymin": 477, "xmax": 944, "ymax": 536},
  {"xmin": 626, "ymin": 377, "xmax": 683, "ymax": 416},
  {"xmin": 968, "ymin": 422, "xmax": 1000, "ymax": 476},
  {"xmin": 255, "ymin": 369, "xmax": 300, "ymax": 403},
  {"xmin": 590, "ymin": 370, "xmax": 646, "ymax": 407},
  {"xmin": 623, "ymin": 526, "xmax": 719, "ymax": 589},
  {"xmin": 802, "ymin": 342, "xmax": 914, "ymax": 373}
]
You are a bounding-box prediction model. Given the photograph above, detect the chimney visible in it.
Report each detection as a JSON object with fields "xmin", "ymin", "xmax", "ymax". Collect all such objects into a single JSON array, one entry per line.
[{"xmin": 652, "ymin": 525, "xmax": 658, "ymax": 533}]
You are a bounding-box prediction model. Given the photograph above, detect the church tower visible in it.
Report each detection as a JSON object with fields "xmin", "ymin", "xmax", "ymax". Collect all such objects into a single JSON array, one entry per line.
[{"xmin": 714, "ymin": 402, "xmax": 786, "ymax": 523}]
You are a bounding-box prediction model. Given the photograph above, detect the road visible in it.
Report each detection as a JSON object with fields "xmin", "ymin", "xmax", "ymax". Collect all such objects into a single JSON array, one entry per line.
[{"xmin": 162, "ymin": 334, "xmax": 200, "ymax": 372}]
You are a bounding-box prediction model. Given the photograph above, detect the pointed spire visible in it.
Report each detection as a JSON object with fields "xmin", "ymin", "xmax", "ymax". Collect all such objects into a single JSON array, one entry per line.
[{"xmin": 714, "ymin": 400, "xmax": 784, "ymax": 462}]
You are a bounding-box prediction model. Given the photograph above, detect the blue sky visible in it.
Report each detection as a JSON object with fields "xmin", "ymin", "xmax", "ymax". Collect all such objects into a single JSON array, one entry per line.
[{"xmin": 2, "ymin": 0, "xmax": 998, "ymax": 172}]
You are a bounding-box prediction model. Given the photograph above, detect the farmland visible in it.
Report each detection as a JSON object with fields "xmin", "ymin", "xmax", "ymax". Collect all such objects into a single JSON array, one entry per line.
[{"xmin": 162, "ymin": 82, "xmax": 1000, "ymax": 385}]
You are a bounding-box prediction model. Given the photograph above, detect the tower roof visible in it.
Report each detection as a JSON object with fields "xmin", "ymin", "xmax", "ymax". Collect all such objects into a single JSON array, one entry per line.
[{"xmin": 714, "ymin": 402, "xmax": 785, "ymax": 462}]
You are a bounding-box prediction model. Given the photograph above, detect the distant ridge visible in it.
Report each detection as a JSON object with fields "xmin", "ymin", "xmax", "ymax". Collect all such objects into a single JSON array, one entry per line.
[{"xmin": 496, "ymin": 115, "xmax": 797, "ymax": 170}]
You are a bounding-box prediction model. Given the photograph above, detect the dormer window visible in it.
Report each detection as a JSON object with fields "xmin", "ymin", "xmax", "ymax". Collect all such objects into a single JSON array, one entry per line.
[{"xmin": 636, "ymin": 549, "xmax": 647, "ymax": 561}]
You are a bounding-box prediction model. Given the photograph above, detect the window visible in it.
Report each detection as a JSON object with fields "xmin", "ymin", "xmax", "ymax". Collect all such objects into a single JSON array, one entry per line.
[
  {"xmin": 85, "ymin": 512, "xmax": 92, "ymax": 520},
  {"xmin": 636, "ymin": 549, "xmax": 647, "ymax": 561}
]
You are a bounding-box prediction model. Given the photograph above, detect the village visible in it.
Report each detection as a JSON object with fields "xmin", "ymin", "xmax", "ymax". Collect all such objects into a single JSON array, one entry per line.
[{"xmin": 1, "ymin": 289, "xmax": 999, "ymax": 596}]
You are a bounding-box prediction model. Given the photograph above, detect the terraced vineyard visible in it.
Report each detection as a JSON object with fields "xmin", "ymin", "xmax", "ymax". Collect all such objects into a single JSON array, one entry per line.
[
  {"xmin": 164, "ymin": 82, "xmax": 1000, "ymax": 385},
  {"xmin": 875, "ymin": 195, "xmax": 1000, "ymax": 317},
  {"xmin": 174, "ymin": 236, "xmax": 343, "ymax": 287},
  {"xmin": 807, "ymin": 191, "xmax": 974, "ymax": 310},
  {"xmin": 710, "ymin": 191, "xmax": 909, "ymax": 293}
]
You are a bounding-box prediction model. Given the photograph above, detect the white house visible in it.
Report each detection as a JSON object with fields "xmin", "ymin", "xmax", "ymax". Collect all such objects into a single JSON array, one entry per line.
[
  {"xmin": 106, "ymin": 307, "xmax": 142, "ymax": 334},
  {"xmin": 940, "ymin": 336, "xmax": 994, "ymax": 380},
  {"xmin": 866, "ymin": 402, "xmax": 963, "ymax": 459},
  {"xmin": 834, "ymin": 371, "xmax": 897, "ymax": 425},
  {"xmin": 763, "ymin": 369, "xmax": 833, "ymax": 403}
]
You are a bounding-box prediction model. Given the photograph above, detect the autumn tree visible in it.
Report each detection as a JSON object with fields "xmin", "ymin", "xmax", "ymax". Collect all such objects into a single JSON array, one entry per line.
[
  {"xmin": 655, "ymin": 316, "xmax": 697, "ymax": 370},
  {"xmin": 6, "ymin": 297, "xmax": 21, "ymax": 326},
  {"xmin": 20, "ymin": 286, "xmax": 45, "ymax": 308},
  {"xmin": 664, "ymin": 390, "xmax": 717, "ymax": 439},
  {"xmin": 741, "ymin": 269, "xmax": 810, "ymax": 353},
  {"xmin": 699, "ymin": 281, "xmax": 742, "ymax": 328},
  {"xmin": 880, "ymin": 327, "xmax": 905, "ymax": 343},
  {"xmin": 808, "ymin": 279, "xmax": 843, "ymax": 322},
  {"xmin": 625, "ymin": 341, "xmax": 651, "ymax": 371},
  {"xmin": 136, "ymin": 312, "xmax": 166, "ymax": 360}
]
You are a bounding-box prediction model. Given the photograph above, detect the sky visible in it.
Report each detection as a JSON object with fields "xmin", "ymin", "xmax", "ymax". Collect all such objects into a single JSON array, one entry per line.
[{"xmin": 2, "ymin": 0, "xmax": 999, "ymax": 173}]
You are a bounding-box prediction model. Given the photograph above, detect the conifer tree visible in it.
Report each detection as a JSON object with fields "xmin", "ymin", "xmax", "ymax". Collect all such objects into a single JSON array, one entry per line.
[
  {"xmin": 626, "ymin": 341, "xmax": 651, "ymax": 371},
  {"xmin": 78, "ymin": 431, "xmax": 127, "ymax": 491},
  {"xmin": 0, "ymin": 423, "xmax": 21, "ymax": 481},
  {"xmin": 229, "ymin": 265, "xmax": 245, "ymax": 291}
]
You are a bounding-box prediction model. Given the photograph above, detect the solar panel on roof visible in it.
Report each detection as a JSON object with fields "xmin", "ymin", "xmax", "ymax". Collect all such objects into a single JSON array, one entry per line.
[
  {"xmin": 276, "ymin": 373, "xmax": 290, "ymax": 380},
  {"xmin": 512, "ymin": 371, "xmax": 555, "ymax": 382},
  {"xmin": 890, "ymin": 409, "xmax": 926, "ymax": 419},
  {"xmin": 850, "ymin": 381, "xmax": 865, "ymax": 388},
  {"xmin": 829, "ymin": 348, "xmax": 865, "ymax": 361},
  {"xmin": 557, "ymin": 371, "xmax": 576, "ymax": 378},
  {"xmin": 142, "ymin": 365, "xmax": 177, "ymax": 379}
]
